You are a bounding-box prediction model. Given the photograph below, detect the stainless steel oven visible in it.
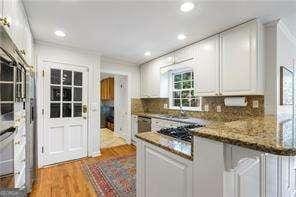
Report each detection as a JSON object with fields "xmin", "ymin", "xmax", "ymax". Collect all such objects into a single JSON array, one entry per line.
[{"xmin": 138, "ymin": 116, "xmax": 151, "ymax": 133}]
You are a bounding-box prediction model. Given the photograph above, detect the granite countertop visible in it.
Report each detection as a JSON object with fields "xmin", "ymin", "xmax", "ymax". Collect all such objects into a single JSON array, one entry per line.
[
  {"xmin": 135, "ymin": 132, "xmax": 193, "ymax": 160},
  {"xmin": 194, "ymin": 115, "xmax": 296, "ymax": 156},
  {"xmin": 133, "ymin": 112, "xmax": 210, "ymax": 125}
]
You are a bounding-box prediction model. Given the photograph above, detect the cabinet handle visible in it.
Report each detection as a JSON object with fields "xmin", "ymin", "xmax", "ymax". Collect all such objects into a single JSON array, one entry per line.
[
  {"xmin": 20, "ymin": 49, "xmax": 26, "ymax": 55},
  {"xmin": 15, "ymin": 141, "xmax": 21, "ymax": 145},
  {"xmin": 0, "ymin": 17, "xmax": 10, "ymax": 28},
  {"xmin": 15, "ymin": 171, "xmax": 20, "ymax": 175}
]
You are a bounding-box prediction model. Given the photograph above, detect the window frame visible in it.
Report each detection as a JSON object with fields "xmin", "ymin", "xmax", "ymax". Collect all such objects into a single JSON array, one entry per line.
[{"xmin": 169, "ymin": 69, "xmax": 202, "ymax": 111}]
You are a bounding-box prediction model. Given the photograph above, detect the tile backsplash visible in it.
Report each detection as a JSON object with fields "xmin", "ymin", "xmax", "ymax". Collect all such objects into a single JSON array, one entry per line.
[{"xmin": 132, "ymin": 96, "xmax": 264, "ymax": 121}]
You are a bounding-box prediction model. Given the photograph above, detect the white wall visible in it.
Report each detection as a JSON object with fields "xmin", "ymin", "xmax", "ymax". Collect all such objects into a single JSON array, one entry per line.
[
  {"xmin": 100, "ymin": 57, "xmax": 140, "ymax": 98},
  {"xmin": 35, "ymin": 42, "xmax": 100, "ymax": 166}
]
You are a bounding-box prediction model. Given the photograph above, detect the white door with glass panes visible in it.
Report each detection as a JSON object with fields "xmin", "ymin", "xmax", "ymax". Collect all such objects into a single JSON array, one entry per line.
[{"xmin": 43, "ymin": 62, "xmax": 88, "ymax": 165}]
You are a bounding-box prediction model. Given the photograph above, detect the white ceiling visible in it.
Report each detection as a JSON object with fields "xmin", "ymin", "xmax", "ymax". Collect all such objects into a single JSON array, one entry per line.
[{"xmin": 23, "ymin": 1, "xmax": 296, "ymax": 64}]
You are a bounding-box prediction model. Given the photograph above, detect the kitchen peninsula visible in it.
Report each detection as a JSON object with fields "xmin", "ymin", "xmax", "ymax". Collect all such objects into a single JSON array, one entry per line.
[{"xmin": 136, "ymin": 115, "xmax": 295, "ymax": 197}]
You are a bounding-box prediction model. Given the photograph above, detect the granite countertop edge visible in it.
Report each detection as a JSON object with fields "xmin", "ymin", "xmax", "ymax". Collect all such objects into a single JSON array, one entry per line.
[
  {"xmin": 135, "ymin": 133, "xmax": 193, "ymax": 161},
  {"xmin": 193, "ymin": 132, "xmax": 296, "ymax": 156}
]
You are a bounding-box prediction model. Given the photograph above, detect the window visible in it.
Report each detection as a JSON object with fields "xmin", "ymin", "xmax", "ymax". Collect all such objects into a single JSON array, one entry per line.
[{"xmin": 170, "ymin": 70, "xmax": 201, "ymax": 110}]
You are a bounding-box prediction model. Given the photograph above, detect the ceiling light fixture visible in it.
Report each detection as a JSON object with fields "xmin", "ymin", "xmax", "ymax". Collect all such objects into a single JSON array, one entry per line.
[
  {"xmin": 178, "ymin": 34, "xmax": 186, "ymax": 40},
  {"xmin": 144, "ymin": 51, "xmax": 151, "ymax": 56},
  {"xmin": 180, "ymin": 2, "xmax": 195, "ymax": 12},
  {"xmin": 54, "ymin": 30, "xmax": 66, "ymax": 37}
]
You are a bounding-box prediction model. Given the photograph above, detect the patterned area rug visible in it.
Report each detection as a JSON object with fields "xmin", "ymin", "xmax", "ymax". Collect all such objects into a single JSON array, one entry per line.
[{"xmin": 83, "ymin": 155, "xmax": 136, "ymax": 197}]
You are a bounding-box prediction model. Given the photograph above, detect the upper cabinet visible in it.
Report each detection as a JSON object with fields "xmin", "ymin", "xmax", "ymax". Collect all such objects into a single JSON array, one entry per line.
[
  {"xmin": 140, "ymin": 19, "xmax": 264, "ymax": 98},
  {"xmin": 101, "ymin": 78, "xmax": 114, "ymax": 100},
  {"xmin": 174, "ymin": 45, "xmax": 196, "ymax": 64},
  {"xmin": 194, "ymin": 35, "xmax": 220, "ymax": 96},
  {"xmin": 220, "ymin": 20, "xmax": 263, "ymax": 95},
  {"xmin": 140, "ymin": 58, "xmax": 169, "ymax": 98},
  {"xmin": 0, "ymin": 0, "xmax": 34, "ymax": 66}
]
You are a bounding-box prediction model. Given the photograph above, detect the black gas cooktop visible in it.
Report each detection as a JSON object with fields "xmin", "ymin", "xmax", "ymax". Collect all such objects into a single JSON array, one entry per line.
[{"xmin": 157, "ymin": 124, "xmax": 204, "ymax": 143}]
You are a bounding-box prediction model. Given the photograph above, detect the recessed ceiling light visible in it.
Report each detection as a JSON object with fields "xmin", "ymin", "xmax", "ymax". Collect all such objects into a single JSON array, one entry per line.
[
  {"xmin": 180, "ymin": 2, "xmax": 195, "ymax": 12},
  {"xmin": 178, "ymin": 34, "xmax": 186, "ymax": 40},
  {"xmin": 54, "ymin": 30, "xmax": 66, "ymax": 37},
  {"xmin": 144, "ymin": 51, "xmax": 151, "ymax": 56}
]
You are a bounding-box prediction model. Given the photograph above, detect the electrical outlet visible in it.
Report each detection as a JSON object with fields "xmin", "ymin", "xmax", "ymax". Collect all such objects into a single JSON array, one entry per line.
[
  {"xmin": 204, "ymin": 104, "xmax": 209, "ymax": 112},
  {"xmin": 216, "ymin": 105, "xmax": 222, "ymax": 113},
  {"xmin": 163, "ymin": 104, "xmax": 168, "ymax": 109},
  {"xmin": 253, "ymin": 100, "xmax": 259, "ymax": 108}
]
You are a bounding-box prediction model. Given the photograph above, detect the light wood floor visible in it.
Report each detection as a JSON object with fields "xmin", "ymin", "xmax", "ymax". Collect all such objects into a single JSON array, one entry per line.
[
  {"xmin": 100, "ymin": 128, "xmax": 127, "ymax": 148},
  {"xmin": 29, "ymin": 145, "xmax": 136, "ymax": 197}
]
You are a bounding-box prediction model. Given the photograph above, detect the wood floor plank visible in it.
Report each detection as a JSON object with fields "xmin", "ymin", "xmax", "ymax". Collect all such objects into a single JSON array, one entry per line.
[{"xmin": 29, "ymin": 145, "xmax": 136, "ymax": 197}]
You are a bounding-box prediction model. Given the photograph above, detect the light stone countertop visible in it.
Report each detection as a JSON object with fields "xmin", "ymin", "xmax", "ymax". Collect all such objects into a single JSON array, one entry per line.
[
  {"xmin": 135, "ymin": 132, "xmax": 193, "ymax": 160},
  {"xmin": 194, "ymin": 115, "xmax": 296, "ymax": 156}
]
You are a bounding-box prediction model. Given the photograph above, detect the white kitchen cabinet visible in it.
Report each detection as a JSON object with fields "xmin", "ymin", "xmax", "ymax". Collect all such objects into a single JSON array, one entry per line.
[
  {"xmin": 137, "ymin": 140, "xmax": 193, "ymax": 197},
  {"xmin": 0, "ymin": 0, "xmax": 33, "ymax": 66},
  {"xmin": 195, "ymin": 35, "xmax": 220, "ymax": 96},
  {"xmin": 174, "ymin": 45, "xmax": 196, "ymax": 64},
  {"xmin": 157, "ymin": 54, "xmax": 174, "ymax": 67},
  {"xmin": 140, "ymin": 59, "xmax": 169, "ymax": 98},
  {"xmin": 220, "ymin": 20, "xmax": 263, "ymax": 95}
]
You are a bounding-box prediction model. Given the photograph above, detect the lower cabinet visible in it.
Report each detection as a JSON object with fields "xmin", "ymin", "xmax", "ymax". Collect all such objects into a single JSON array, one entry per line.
[
  {"xmin": 131, "ymin": 115, "xmax": 138, "ymax": 144},
  {"xmin": 136, "ymin": 140, "xmax": 193, "ymax": 197},
  {"xmin": 14, "ymin": 121, "xmax": 26, "ymax": 189}
]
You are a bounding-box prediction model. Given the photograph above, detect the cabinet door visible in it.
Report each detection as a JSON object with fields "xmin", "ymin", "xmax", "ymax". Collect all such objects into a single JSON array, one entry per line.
[
  {"xmin": 131, "ymin": 115, "xmax": 138, "ymax": 141},
  {"xmin": 220, "ymin": 21, "xmax": 258, "ymax": 95},
  {"xmin": 157, "ymin": 54, "xmax": 174, "ymax": 67},
  {"xmin": 195, "ymin": 36, "xmax": 220, "ymax": 96},
  {"xmin": 174, "ymin": 45, "xmax": 195, "ymax": 64},
  {"xmin": 140, "ymin": 63, "xmax": 150, "ymax": 98},
  {"xmin": 2, "ymin": 0, "xmax": 17, "ymax": 41},
  {"xmin": 140, "ymin": 61, "xmax": 161, "ymax": 98},
  {"xmin": 0, "ymin": 0, "xmax": 3, "ymax": 18}
]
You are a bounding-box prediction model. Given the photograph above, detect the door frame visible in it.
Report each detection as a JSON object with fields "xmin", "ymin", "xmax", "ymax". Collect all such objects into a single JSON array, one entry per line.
[
  {"xmin": 37, "ymin": 59, "xmax": 92, "ymax": 167},
  {"xmin": 99, "ymin": 69, "xmax": 132, "ymax": 146}
]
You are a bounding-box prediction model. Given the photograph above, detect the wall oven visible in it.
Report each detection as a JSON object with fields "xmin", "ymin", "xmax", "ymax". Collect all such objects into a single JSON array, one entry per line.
[{"xmin": 0, "ymin": 25, "xmax": 35, "ymax": 195}]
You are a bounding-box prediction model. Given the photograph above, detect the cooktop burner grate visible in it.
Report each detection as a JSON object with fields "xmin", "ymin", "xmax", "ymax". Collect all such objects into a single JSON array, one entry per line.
[{"xmin": 157, "ymin": 124, "xmax": 204, "ymax": 143}]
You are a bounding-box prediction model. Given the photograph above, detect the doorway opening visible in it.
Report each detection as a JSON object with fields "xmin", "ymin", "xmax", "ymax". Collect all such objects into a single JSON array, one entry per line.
[{"xmin": 100, "ymin": 72, "xmax": 129, "ymax": 149}]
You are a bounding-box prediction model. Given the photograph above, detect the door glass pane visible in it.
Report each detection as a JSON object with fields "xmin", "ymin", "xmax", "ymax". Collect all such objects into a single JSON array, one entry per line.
[
  {"xmin": 63, "ymin": 87, "xmax": 72, "ymax": 101},
  {"xmin": 74, "ymin": 72, "xmax": 82, "ymax": 86},
  {"xmin": 51, "ymin": 69, "xmax": 61, "ymax": 84},
  {"xmin": 74, "ymin": 88, "xmax": 82, "ymax": 101},
  {"xmin": 0, "ymin": 63, "xmax": 14, "ymax": 81},
  {"xmin": 63, "ymin": 103, "xmax": 72, "ymax": 117},
  {"xmin": 51, "ymin": 86, "xmax": 61, "ymax": 101},
  {"xmin": 174, "ymin": 74, "xmax": 181, "ymax": 82},
  {"xmin": 74, "ymin": 103, "xmax": 82, "ymax": 117},
  {"xmin": 50, "ymin": 103, "xmax": 60, "ymax": 118},
  {"xmin": 16, "ymin": 68, "xmax": 21, "ymax": 82},
  {"xmin": 1, "ymin": 104, "xmax": 13, "ymax": 120},
  {"xmin": 63, "ymin": 70, "xmax": 72, "ymax": 85},
  {"xmin": 0, "ymin": 83, "xmax": 13, "ymax": 101}
]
